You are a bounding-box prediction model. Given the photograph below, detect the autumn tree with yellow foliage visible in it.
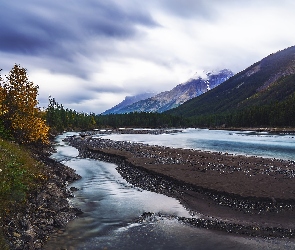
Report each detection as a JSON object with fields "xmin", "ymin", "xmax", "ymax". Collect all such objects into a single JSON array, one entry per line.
[{"xmin": 0, "ymin": 64, "xmax": 49, "ymax": 144}]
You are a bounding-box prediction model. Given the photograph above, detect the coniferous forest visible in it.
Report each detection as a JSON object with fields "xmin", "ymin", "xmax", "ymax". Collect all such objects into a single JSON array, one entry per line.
[{"xmin": 45, "ymin": 96, "xmax": 295, "ymax": 132}]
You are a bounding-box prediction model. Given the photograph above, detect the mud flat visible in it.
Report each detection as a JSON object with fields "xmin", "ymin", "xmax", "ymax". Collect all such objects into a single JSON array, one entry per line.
[{"xmin": 65, "ymin": 134, "xmax": 295, "ymax": 238}]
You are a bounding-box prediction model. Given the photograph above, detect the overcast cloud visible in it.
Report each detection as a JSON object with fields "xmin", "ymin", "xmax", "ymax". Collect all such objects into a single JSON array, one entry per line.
[{"xmin": 1, "ymin": 0, "xmax": 295, "ymax": 113}]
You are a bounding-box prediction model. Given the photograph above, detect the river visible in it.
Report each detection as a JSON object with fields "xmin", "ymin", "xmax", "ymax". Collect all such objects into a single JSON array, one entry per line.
[
  {"xmin": 45, "ymin": 129, "xmax": 295, "ymax": 249},
  {"xmin": 101, "ymin": 128, "xmax": 295, "ymax": 161}
]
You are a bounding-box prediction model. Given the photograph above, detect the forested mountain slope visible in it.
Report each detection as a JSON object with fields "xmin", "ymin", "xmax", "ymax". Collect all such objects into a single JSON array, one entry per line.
[{"xmin": 166, "ymin": 46, "xmax": 295, "ymax": 127}]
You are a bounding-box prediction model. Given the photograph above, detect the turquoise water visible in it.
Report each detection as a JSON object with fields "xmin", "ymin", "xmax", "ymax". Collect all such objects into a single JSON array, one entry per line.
[
  {"xmin": 44, "ymin": 131, "xmax": 295, "ymax": 249},
  {"xmin": 102, "ymin": 128, "xmax": 295, "ymax": 160}
]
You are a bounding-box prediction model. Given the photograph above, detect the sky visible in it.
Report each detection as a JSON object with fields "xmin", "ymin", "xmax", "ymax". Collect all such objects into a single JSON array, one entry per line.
[{"xmin": 1, "ymin": 0, "xmax": 295, "ymax": 114}]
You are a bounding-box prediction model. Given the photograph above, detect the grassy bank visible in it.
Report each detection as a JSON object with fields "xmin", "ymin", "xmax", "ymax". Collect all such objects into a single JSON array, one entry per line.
[{"xmin": 0, "ymin": 139, "xmax": 46, "ymax": 249}]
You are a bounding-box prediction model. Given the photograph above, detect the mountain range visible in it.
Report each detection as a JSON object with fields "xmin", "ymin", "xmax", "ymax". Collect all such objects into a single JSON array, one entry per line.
[
  {"xmin": 102, "ymin": 69, "xmax": 233, "ymax": 114},
  {"xmin": 102, "ymin": 92, "xmax": 155, "ymax": 115},
  {"xmin": 166, "ymin": 46, "xmax": 295, "ymax": 118},
  {"xmin": 97, "ymin": 45, "xmax": 295, "ymax": 128}
]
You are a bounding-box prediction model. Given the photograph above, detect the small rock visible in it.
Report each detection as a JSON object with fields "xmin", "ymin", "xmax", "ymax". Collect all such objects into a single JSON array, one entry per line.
[
  {"xmin": 34, "ymin": 242, "xmax": 43, "ymax": 249},
  {"xmin": 13, "ymin": 232, "xmax": 21, "ymax": 238},
  {"xmin": 70, "ymin": 186, "xmax": 79, "ymax": 191}
]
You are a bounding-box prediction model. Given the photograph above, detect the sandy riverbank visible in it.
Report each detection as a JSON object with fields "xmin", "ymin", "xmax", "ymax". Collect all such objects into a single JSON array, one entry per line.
[{"xmin": 65, "ymin": 133, "xmax": 295, "ymax": 238}]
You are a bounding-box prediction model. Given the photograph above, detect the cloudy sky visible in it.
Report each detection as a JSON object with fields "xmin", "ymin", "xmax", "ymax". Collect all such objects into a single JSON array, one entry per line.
[{"xmin": 1, "ymin": 0, "xmax": 295, "ymax": 113}]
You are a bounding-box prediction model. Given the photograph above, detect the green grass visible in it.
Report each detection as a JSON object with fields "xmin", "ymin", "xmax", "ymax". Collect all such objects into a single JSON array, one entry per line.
[{"xmin": 0, "ymin": 138, "xmax": 46, "ymax": 248}]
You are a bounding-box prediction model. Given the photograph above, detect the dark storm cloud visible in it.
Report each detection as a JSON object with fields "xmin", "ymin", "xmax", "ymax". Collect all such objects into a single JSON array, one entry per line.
[
  {"xmin": 87, "ymin": 84, "xmax": 125, "ymax": 94},
  {"xmin": 0, "ymin": 0, "xmax": 157, "ymax": 58}
]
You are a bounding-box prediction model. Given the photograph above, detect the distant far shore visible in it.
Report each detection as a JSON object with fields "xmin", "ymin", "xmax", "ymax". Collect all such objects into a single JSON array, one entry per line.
[
  {"xmin": 211, "ymin": 126, "xmax": 295, "ymax": 134},
  {"xmin": 84, "ymin": 126, "xmax": 295, "ymax": 135}
]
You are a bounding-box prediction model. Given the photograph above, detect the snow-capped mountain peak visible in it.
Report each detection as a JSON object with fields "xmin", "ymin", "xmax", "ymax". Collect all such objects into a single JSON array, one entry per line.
[
  {"xmin": 191, "ymin": 70, "xmax": 218, "ymax": 80},
  {"xmin": 101, "ymin": 69, "xmax": 234, "ymax": 114}
]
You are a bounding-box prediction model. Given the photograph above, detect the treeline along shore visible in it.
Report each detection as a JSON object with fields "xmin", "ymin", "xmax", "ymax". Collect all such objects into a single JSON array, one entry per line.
[{"xmin": 64, "ymin": 131, "xmax": 295, "ymax": 238}]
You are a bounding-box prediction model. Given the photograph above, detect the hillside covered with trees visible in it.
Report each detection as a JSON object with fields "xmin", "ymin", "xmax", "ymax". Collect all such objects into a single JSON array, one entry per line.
[{"xmin": 166, "ymin": 46, "xmax": 295, "ymax": 128}]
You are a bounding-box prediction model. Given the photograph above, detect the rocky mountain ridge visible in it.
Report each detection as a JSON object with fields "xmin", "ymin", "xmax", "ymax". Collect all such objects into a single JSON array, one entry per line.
[
  {"xmin": 102, "ymin": 69, "xmax": 233, "ymax": 114},
  {"xmin": 102, "ymin": 92, "xmax": 155, "ymax": 115}
]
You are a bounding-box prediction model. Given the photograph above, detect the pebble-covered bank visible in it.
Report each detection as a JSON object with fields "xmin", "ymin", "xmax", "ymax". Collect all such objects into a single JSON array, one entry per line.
[
  {"xmin": 3, "ymin": 149, "xmax": 82, "ymax": 250},
  {"xmin": 65, "ymin": 133, "xmax": 295, "ymax": 238}
]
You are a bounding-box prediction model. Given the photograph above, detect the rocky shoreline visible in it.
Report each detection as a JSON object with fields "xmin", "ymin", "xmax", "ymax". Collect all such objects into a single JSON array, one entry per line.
[
  {"xmin": 65, "ymin": 133, "xmax": 295, "ymax": 238},
  {"xmin": 3, "ymin": 147, "xmax": 82, "ymax": 250}
]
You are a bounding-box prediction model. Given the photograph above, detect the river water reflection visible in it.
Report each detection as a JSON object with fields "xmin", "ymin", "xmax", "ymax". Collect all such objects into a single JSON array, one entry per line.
[{"xmin": 45, "ymin": 130, "xmax": 295, "ymax": 249}]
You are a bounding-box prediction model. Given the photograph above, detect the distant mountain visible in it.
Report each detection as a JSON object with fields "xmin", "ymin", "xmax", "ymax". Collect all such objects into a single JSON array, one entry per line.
[
  {"xmin": 102, "ymin": 92, "xmax": 155, "ymax": 115},
  {"xmin": 166, "ymin": 46, "xmax": 295, "ymax": 126},
  {"xmin": 103, "ymin": 69, "xmax": 233, "ymax": 114}
]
